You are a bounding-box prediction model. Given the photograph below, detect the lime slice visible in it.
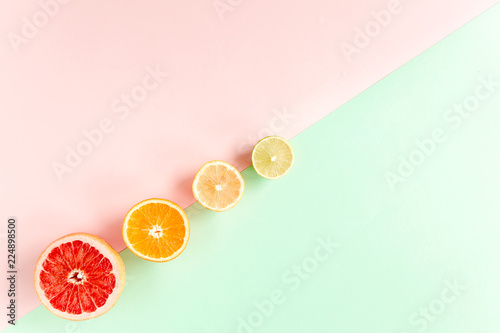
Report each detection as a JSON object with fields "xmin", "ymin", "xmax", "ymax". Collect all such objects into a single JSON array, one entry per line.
[{"xmin": 251, "ymin": 136, "xmax": 294, "ymax": 179}]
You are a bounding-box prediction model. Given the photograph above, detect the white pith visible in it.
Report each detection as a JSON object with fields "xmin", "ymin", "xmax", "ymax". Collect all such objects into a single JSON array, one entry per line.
[{"xmin": 148, "ymin": 225, "xmax": 163, "ymax": 239}]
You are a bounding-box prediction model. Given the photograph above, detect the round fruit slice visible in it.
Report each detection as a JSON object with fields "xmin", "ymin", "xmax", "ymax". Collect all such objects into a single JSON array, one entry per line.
[
  {"xmin": 252, "ymin": 136, "xmax": 294, "ymax": 179},
  {"xmin": 34, "ymin": 233, "xmax": 126, "ymax": 321},
  {"xmin": 192, "ymin": 160, "xmax": 244, "ymax": 212},
  {"xmin": 123, "ymin": 198, "xmax": 190, "ymax": 262}
]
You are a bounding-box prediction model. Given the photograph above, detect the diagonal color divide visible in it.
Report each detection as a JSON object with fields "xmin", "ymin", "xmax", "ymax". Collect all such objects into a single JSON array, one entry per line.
[
  {"xmin": 0, "ymin": 0, "xmax": 499, "ymax": 329},
  {"xmin": 5, "ymin": 4, "xmax": 500, "ymax": 331}
]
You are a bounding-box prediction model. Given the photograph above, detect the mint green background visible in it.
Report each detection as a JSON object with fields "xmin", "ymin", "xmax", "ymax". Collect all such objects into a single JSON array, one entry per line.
[{"xmin": 8, "ymin": 4, "xmax": 500, "ymax": 333}]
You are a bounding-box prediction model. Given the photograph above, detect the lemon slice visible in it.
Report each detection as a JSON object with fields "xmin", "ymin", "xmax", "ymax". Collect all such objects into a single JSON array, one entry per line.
[
  {"xmin": 252, "ymin": 136, "xmax": 294, "ymax": 179},
  {"xmin": 192, "ymin": 161, "xmax": 244, "ymax": 212}
]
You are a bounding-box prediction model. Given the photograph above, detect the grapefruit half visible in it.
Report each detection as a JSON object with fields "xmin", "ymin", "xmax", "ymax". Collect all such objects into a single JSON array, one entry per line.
[{"xmin": 34, "ymin": 233, "xmax": 126, "ymax": 320}]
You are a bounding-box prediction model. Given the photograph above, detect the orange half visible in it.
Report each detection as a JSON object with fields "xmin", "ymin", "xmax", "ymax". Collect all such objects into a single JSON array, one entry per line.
[{"xmin": 122, "ymin": 198, "xmax": 190, "ymax": 262}]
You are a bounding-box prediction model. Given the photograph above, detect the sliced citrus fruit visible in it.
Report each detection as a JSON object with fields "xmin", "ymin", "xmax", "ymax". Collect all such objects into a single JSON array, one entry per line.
[
  {"xmin": 122, "ymin": 198, "xmax": 190, "ymax": 262},
  {"xmin": 192, "ymin": 160, "xmax": 244, "ymax": 212},
  {"xmin": 33, "ymin": 233, "xmax": 126, "ymax": 321},
  {"xmin": 252, "ymin": 136, "xmax": 294, "ymax": 179}
]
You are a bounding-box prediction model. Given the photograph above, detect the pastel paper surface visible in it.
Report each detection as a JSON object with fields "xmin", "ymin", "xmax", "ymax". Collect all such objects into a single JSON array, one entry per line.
[{"xmin": 0, "ymin": 0, "xmax": 498, "ymax": 328}]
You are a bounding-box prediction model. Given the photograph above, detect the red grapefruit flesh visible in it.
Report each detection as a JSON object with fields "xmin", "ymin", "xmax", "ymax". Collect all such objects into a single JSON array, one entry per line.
[{"xmin": 34, "ymin": 233, "xmax": 126, "ymax": 320}]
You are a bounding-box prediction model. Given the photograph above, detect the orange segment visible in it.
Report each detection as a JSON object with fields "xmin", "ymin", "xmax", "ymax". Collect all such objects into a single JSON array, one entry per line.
[
  {"xmin": 122, "ymin": 199, "xmax": 190, "ymax": 262},
  {"xmin": 192, "ymin": 160, "xmax": 244, "ymax": 212}
]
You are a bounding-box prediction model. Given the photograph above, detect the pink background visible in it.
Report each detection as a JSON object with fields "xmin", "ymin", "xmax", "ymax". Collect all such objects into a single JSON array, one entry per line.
[{"xmin": 0, "ymin": 0, "xmax": 497, "ymax": 328}]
